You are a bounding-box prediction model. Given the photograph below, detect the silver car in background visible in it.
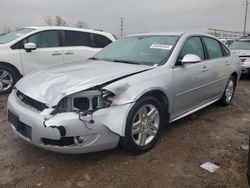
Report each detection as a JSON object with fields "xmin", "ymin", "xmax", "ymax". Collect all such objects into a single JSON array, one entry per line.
[
  {"xmin": 229, "ymin": 38, "xmax": 250, "ymax": 75},
  {"xmin": 8, "ymin": 32, "xmax": 241, "ymax": 154}
]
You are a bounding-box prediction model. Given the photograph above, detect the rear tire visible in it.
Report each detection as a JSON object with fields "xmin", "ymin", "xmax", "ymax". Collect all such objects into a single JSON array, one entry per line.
[
  {"xmin": 120, "ymin": 96, "xmax": 164, "ymax": 154},
  {"xmin": 0, "ymin": 64, "xmax": 20, "ymax": 94},
  {"xmin": 218, "ymin": 76, "xmax": 236, "ymax": 106}
]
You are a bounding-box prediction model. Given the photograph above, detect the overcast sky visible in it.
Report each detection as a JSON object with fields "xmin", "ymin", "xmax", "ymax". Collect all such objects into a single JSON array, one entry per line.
[{"xmin": 0, "ymin": 0, "xmax": 249, "ymax": 36}]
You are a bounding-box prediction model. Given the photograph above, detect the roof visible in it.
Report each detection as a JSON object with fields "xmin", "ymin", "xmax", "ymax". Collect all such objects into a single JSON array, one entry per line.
[
  {"xmin": 23, "ymin": 26, "xmax": 113, "ymax": 36},
  {"xmin": 127, "ymin": 32, "xmax": 184, "ymax": 37},
  {"xmin": 126, "ymin": 31, "xmax": 217, "ymax": 39}
]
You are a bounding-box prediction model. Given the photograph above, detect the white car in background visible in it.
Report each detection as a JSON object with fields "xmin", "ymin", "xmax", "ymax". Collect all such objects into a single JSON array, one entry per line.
[
  {"xmin": 229, "ymin": 38, "xmax": 250, "ymax": 76},
  {"xmin": 220, "ymin": 39, "xmax": 234, "ymax": 47},
  {"xmin": 0, "ymin": 27, "xmax": 116, "ymax": 93}
]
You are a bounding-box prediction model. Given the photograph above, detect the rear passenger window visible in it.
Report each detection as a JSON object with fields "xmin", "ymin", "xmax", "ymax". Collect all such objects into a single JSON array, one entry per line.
[
  {"xmin": 26, "ymin": 31, "xmax": 60, "ymax": 48},
  {"xmin": 64, "ymin": 31, "xmax": 91, "ymax": 47},
  {"xmin": 179, "ymin": 37, "xmax": 204, "ymax": 60},
  {"xmin": 93, "ymin": 34, "xmax": 112, "ymax": 48},
  {"xmin": 203, "ymin": 37, "xmax": 223, "ymax": 59}
]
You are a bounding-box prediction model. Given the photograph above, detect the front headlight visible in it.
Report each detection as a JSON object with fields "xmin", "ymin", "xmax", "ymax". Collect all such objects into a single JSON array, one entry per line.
[
  {"xmin": 52, "ymin": 89, "xmax": 116, "ymax": 115},
  {"xmin": 99, "ymin": 90, "xmax": 117, "ymax": 108}
]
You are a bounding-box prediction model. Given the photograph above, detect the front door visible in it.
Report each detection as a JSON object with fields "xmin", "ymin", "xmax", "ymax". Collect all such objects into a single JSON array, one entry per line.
[
  {"xmin": 20, "ymin": 30, "xmax": 64, "ymax": 74},
  {"xmin": 172, "ymin": 36, "xmax": 210, "ymax": 116}
]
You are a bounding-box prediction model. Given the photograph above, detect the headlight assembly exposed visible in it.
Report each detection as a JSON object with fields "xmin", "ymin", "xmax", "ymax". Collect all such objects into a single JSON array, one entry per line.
[
  {"xmin": 99, "ymin": 90, "xmax": 117, "ymax": 108},
  {"xmin": 52, "ymin": 89, "xmax": 116, "ymax": 115}
]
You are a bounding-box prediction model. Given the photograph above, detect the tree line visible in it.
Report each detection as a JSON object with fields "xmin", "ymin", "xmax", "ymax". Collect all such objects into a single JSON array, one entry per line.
[{"xmin": 1, "ymin": 15, "xmax": 88, "ymax": 35}]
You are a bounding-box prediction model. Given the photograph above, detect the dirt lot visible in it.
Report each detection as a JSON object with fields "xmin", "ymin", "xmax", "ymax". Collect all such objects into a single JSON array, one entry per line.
[{"xmin": 0, "ymin": 78, "xmax": 249, "ymax": 188}]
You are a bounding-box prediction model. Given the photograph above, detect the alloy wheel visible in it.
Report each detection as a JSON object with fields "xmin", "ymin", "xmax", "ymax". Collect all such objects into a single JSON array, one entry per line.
[
  {"xmin": 225, "ymin": 79, "xmax": 234, "ymax": 103},
  {"xmin": 131, "ymin": 104, "xmax": 160, "ymax": 146},
  {"xmin": 0, "ymin": 70, "xmax": 13, "ymax": 92}
]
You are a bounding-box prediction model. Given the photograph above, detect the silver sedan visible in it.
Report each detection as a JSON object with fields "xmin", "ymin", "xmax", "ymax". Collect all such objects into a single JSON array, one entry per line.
[{"xmin": 8, "ymin": 32, "xmax": 241, "ymax": 154}]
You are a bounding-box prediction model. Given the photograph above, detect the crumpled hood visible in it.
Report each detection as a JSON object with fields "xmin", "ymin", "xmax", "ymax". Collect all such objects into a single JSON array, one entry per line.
[
  {"xmin": 16, "ymin": 60, "xmax": 153, "ymax": 106},
  {"xmin": 231, "ymin": 50, "xmax": 250, "ymax": 56}
]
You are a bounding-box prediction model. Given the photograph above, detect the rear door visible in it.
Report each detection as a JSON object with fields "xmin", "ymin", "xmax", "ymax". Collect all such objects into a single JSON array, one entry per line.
[
  {"xmin": 20, "ymin": 30, "xmax": 63, "ymax": 74},
  {"xmin": 62, "ymin": 30, "xmax": 99, "ymax": 63},
  {"xmin": 173, "ymin": 36, "xmax": 210, "ymax": 115},
  {"xmin": 202, "ymin": 37, "xmax": 230, "ymax": 99}
]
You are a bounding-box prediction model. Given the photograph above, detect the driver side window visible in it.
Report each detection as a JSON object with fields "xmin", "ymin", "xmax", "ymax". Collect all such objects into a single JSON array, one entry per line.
[{"xmin": 178, "ymin": 37, "xmax": 205, "ymax": 61}]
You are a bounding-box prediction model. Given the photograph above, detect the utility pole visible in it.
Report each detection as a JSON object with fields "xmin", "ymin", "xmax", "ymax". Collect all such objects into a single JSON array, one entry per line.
[
  {"xmin": 243, "ymin": 0, "xmax": 249, "ymax": 36},
  {"xmin": 120, "ymin": 17, "xmax": 124, "ymax": 37}
]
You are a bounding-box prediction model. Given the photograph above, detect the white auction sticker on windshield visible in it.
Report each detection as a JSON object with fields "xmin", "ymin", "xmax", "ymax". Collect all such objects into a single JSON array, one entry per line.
[{"xmin": 150, "ymin": 44, "xmax": 172, "ymax": 50}]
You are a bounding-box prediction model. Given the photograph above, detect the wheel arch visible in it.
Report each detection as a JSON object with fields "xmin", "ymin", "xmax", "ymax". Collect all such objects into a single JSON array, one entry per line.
[
  {"xmin": 136, "ymin": 89, "xmax": 170, "ymax": 124},
  {"xmin": 231, "ymin": 72, "xmax": 238, "ymax": 84},
  {"xmin": 0, "ymin": 61, "xmax": 22, "ymax": 78}
]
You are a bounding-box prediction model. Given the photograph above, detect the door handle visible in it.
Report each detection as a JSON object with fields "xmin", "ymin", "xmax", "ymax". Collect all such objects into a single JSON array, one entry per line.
[
  {"xmin": 202, "ymin": 66, "xmax": 208, "ymax": 72},
  {"xmin": 51, "ymin": 52, "xmax": 62, "ymax": 56},
  {"xmin": 225, "ymin": 61, "xmax": 230, "ymax": 65},
  {"xmin": 65, "ymin": 51, "xmax": 74, "ymax": 55}
]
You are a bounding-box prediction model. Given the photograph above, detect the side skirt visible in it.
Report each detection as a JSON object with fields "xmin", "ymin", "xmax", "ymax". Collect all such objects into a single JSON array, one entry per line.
[{"xmin": 169, "ymin": 98, "xmax": 220, "ymax": 123}]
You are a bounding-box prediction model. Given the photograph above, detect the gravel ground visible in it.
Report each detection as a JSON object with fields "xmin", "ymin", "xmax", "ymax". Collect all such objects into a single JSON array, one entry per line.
[{"xmin": 0, "ymin": 78, "xmax": 249, "ymax": 188}]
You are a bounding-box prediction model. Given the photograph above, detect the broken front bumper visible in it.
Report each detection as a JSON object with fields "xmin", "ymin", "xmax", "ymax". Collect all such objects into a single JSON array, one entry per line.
[{"xmin": 7, "ymin": 91, "xmax": 120, "ymax": 154}]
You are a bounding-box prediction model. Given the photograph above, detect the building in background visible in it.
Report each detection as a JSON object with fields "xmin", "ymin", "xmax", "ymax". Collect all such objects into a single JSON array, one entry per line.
[
  {"xmin": 153, "ymin": 27, "xmax": 249, "ymax": 39},
  {"xmin": 207, "ymin": 28, "xmax": 246, "ymax": 39}
]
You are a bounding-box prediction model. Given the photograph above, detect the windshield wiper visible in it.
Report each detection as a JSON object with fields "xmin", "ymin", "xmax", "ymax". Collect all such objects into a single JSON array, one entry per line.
[{"xmin": 112, "ymin": 60, "xmax": 141, "ymax": 65}]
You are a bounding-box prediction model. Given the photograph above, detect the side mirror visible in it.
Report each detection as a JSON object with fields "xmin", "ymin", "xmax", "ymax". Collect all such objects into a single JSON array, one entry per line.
[
  {"xmin": 24, "ymin": 43, "xmax": 37, "ymax": 52},
  {"xmin": 181, "ymin": 54, "xmax": 201, "ymax": 64}
]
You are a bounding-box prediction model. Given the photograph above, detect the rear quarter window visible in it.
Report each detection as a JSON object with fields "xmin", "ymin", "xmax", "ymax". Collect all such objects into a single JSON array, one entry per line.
[
  {"xmin": 64, "ymin": 31, "xmax": 92, "ymax": 47},
  {"xmin": 221, "ymin": 44, "xmax": 230, "ymax": 56},
  {"xmin": 93, "ymin": 34, "xmax": 112, "ymax": 48}
]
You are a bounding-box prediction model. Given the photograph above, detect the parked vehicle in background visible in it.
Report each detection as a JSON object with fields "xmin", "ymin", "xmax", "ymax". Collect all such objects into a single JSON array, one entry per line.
[
  {"xmin": 229, "ymin": 38, "xmax": 250, "ymax": 76},
  {"xmin": 224, "ymin": 39, "xmax": 234, "ymax": 47},
  {"xmin": 220, "ymin": 39, "xmax": 234, "ymax": 47},
  {"xmin": 7, "ymin": 32, "xmax": 241, "ymax": 154},
  {"xmin": 0, "ymin": 27, "xmax": 116, "ymax": 94}
]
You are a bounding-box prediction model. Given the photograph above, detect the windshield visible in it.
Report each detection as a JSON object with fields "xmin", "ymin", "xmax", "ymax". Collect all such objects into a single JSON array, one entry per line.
[
  {"xmin": 229, "ymin": 40, "xmax": 250, "ymax": 50},
  {"xmin": 94, "ymin": 35, "xmax": 179, "ymax": 66},
  {"xmin": 0, "ymin": 28, "xmax": 35, "ymax": 44}
]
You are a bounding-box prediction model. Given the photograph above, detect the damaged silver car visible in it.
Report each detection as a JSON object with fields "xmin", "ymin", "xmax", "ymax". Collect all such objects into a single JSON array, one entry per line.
[{"xmin": 8, "ymin": 32, "xmax": 241, "ymax": 154}]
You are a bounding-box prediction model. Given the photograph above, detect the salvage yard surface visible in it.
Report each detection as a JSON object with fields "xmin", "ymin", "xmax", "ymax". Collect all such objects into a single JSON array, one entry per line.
[{"xmin": 0, "ymin": 78, "xmax": 250, "ymax": 188}]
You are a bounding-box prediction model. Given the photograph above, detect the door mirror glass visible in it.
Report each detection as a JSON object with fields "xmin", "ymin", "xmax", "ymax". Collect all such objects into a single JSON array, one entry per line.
[
  {"xmin": 24, "ymin": 42, "xmax": 37, "ymax": 52},
  {"xmin": 181, "ymin": 54, "xmax": 201, "ymax": 64}
]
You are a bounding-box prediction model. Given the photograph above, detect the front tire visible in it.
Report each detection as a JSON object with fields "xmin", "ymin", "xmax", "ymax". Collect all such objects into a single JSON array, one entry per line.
[
  {"xmin": 120, "ymin": 97, "xmax": 164, "ymax": 154},
  {"xmin": 0, "ymin": 65, "xmax": 19, "ymax": 94},
  {"xmin": 218, "ymin": 76, "xmax": 236, "ymax": 106}
]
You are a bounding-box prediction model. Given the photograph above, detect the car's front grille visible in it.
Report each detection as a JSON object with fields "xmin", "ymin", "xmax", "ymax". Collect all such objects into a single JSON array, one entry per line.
[
  {"xmin": 16, "ymin": 91, "xmax": 47, "ymax": 112},
  {"xmin": 8, "ymin": 111, "xmax": 32, "ymax": 139},
  {"xmin": 239, "ymin": 56, "xmax": 250, "ymax": 62},
  {"xmin": 240, "ymin": 58, "xmax": 246, "ymax": 62}
]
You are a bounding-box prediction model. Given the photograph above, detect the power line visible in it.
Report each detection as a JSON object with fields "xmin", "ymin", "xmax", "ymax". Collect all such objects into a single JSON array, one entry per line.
[
  {"xmin": 120, "ymin": 17, "xmax": 124, "ymax": 37},
  {"xmin": 124, "ymin": 1, "xmax": 240, "ymax": 21},
  {"xmin": 243, "ymin": 0, "xmax": 249, "ymax": 36}
]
